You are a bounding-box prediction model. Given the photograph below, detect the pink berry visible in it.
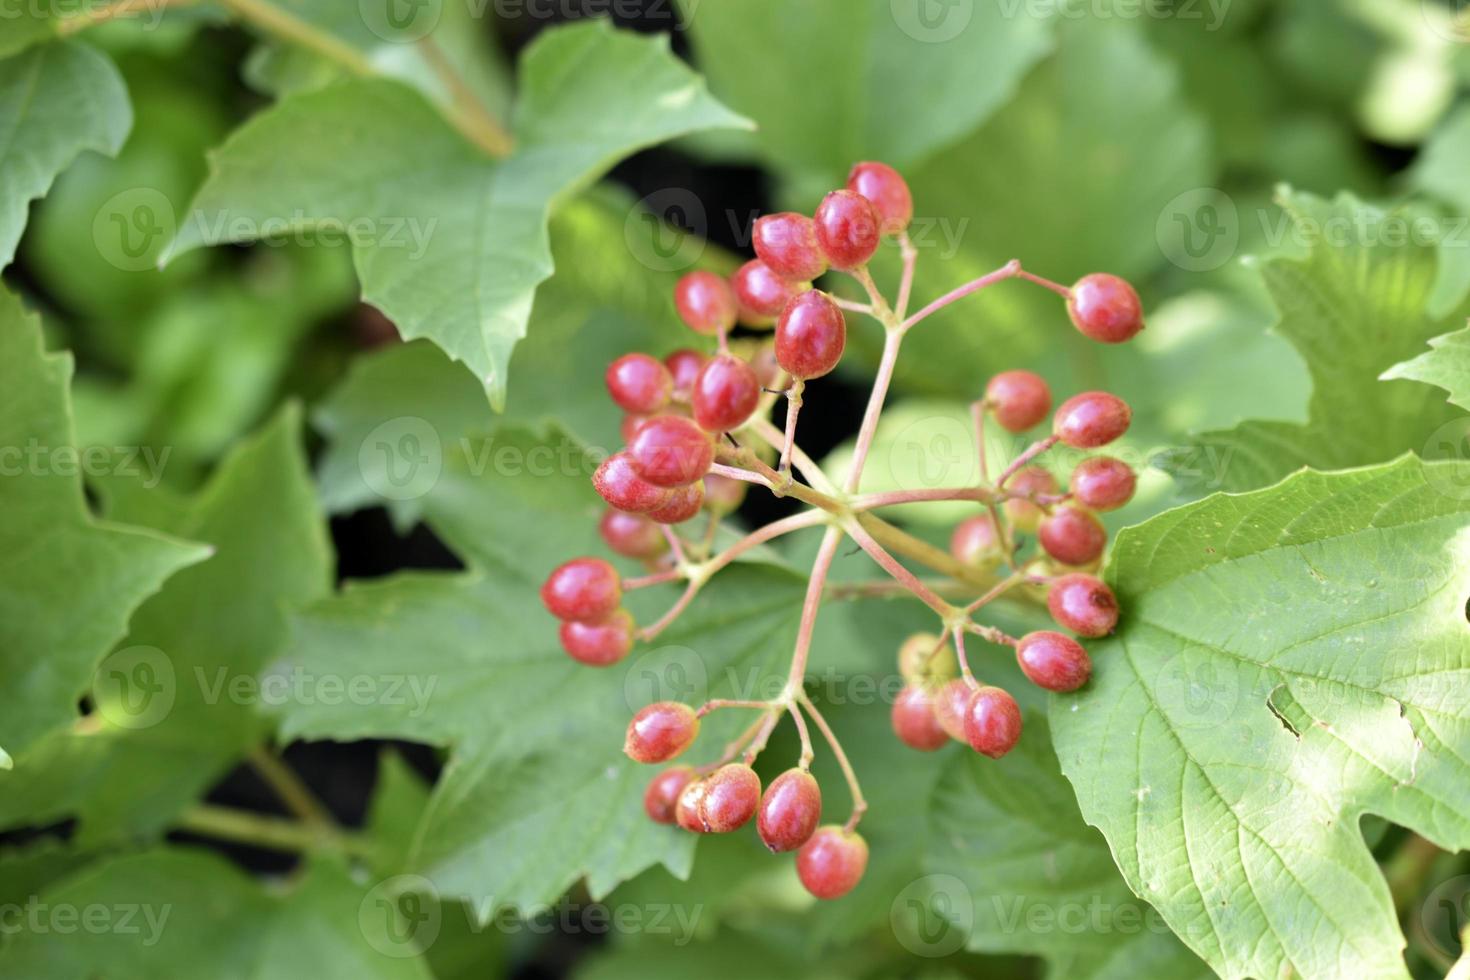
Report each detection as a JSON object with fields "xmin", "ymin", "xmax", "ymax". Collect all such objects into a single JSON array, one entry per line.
[
  {"xmin": 757, "ymin": 768, "xmax": 822, "ymax": 852},
  {"xmin": 753, "ymin": 212, "xmax": 828, "ymax": 282},
  {"xmin": 594, "ymin": 452, "xmax": 671, "ymax": 514},
  {"xmin": 628, "ymin": 416, "xmax": 714, "ymax": 488},
  {"xmin": 1046, "ymin": 574, "xmax": 1119, "ymax": 637},
  {"xmin": 621, "ymin": 414, "xmax": 651, "ymax": 444},
  {"xmin": 605, "ymin": 353, "xmax": 673, "ymax": 415},
  {"xmin": 847, "ymin": 161, "xmax": 912, "ymax": 235},
  {"xmin": 674, "ymin": 270, "xmax": 738, "ymax": 335},
  {"xmin": 949, "ymin": 514, "xmax": 1000, "ymax": 567},
  {"xmin": 624, "ymin": 701, "xmax": 700, "ymax": 764},
  {"xmin": 963, "ymin": 686, "xmax": 1022, "ymax": 758},
  {"xmin": 891, "ymin": 685, "xmax": 949, "ymax": 751},
  {"xmin": 775, "ymin": 291, "xmax": 846, "ymax": 380},
  {"xmin": 745, "ymin": 343, "xmax": 784, "ymax": 389},
  {"xmin": 1068, "ymin": 273, "xmax": 1144, "ymax": 343},
  {"xmin": 664, "ymin": 349, "xmax": 707, "ymax": 399},
  {"xmin": 675, "ymin": 778, "xmax": 708, "ymax": 833},
  {"xmin": 797, "ymin": 826, "xmax": 868, "ymax": 900},
  {"xmin": 1053, "ymin": 392, "xmax": 1131, "ymax": 449},
  {"xmin": 559, "ymin": 611, "xmax": 634, "ymax": 667},
  {"xmin": 1017, "ymin": 631, "xmax": 1093, "ymax": 692},
  {"xmin": 1038, "ymin": 505, "xmax": 1108, "ymax": 567},
  {"xmin": 986, "ymin": 370, "xmax": 1052, "ymax": 433},
  {"xmin": 703, "ymin": 473, "xmax": 748, "ymax": 516},
  {"xmin": 932, "ymin": 678, "xmax": 974, "ymax": 742},
  {"xmin": 732, "ymin": 259, "xmax": 804, "ymax": 323},
  {"xmin": 698, "ymin": 763, "xmax": 761, "ymax": 833},
  {"xmin": 692, "ymin": 354, "xmax": 761, "ymax": 433},
  {"xmin": 599, "ymin": 509, "xmax": 667, "ymax": 560},
  {"xmin": 1071, "ymin": 456, "xmax": 1136, "ymax": 512},
  {"xmin": 1003, "ymin": 466, "xmax": 1058, "ymax": 532},
  {"xmin": 647, "ymin": 480, "xmax": 705, "ymax": 525},
  {"xmin": 540, "ymin": 557, "xmax": 621, "ymax": 622},
  {"xmin": 813, "ymin": 189, "xmax": 881, "ymax": 270},
  {"xmin": 644, "ymin": 766, "xmax": 695, "ymax": 824}
]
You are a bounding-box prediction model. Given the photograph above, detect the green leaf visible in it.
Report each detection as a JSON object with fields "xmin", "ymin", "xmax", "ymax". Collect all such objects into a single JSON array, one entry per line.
[
  {"xmin": 0, "ymin": 3, "xmax": 57, "ymax": 59},
  {"xmin": 0, "ymin": 40, "xmax": 131, "ymax": 268},
  {"xmin": 0, "ymin": 288, "xmax": 207, "ymax": 763},
  {"xmin": 1051, "ymin": 455, "xmax": 1470, "ymax": 979},
  {"xmin": 166, "ymin": 20, "xmax": 750, "ymax": 407},
  {"xmin": 1382, "ymin": 323, "xmax": 1470, "ymax": 412}
]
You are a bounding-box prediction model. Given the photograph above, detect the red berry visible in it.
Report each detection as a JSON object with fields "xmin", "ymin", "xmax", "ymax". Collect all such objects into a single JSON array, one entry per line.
[
  {"xmin": 732, "ymin": 259, "xmax": 804, "ymax": 323},
  {"xmin": 629, "ymin": 416, "xmax": 714, "ymax": 488},
  {"xmin": 599, "ymin": 509, "xmax": 667, "ymax": 560},
  {"xmin": 647, "ymin": 480, "xmax": 705, "ymax": 525},
  {"xmin": 1003, "ymin": 465, "xmax": 1058, "ymax": 532},
  {"xmin": 621, "ymin": 414, "xmax": 651, "ymax": 444},
  {"xmin": 1053, "ymin": 392, "xmax": 1131, "ymax": 449},
  {"xmin": 674, "ymin": 270, "xmax": 738, "ymax": 336},
  {"xmin": 1046, "ymin": 574, "xmax": 1119, "ymax": 637},
  {"xmin": 594, "ymin": 452, "xmax": 671, "ymax": 514},
  {"xmin": 897, "ymin": 632, "xmax": 953, "ymax": 684},
  {"xmin": 541, "ymin": 557, "xmax": 621, "ymax": 622},
  {"xmin": 692, "ymin": 354, "xmax": 761, "ymax": 433},
  {"xmin": 675, "ymin": 778, "xmax": 708, "ymax": 833},
  {"xmin": 1068, "ymin": 273, "xmax": 1144, "ymax": 343},
  {"xmin": 1017, "ymin": 631, "xmax": 1093, "ymax": 692},
  {"xmin": 624, "ymin": 701, "xmax": 700, "ymax": 764},
  {"xmin": 745, "ymin": 343, "xmax": 784, "ymax": 389},
  {"xmin": 703, "ymin": 473, "xmax": 747, "ymax": 516},
  {"xmin": 1038, "ymin": 505, "xmax": 1108, "ymax": 566},
  {"xmin": 753, "ymin": 212, "xmax": 827, "ymax": 282},
  {"xmin": 698, "ymin": 763, "xmax": 761, "ymax": 833},
  {"xmin": 664, "ymin": 349, "xmax": 707, "ymax": 399},
  {"xmin": 775, "ymin": 291, "xmax": 846, "ymax": 380},
  {"xmin": 949, "ymin": 514, "xmax": 1000, "ymax": 567},
  {"xmin": 932, "ymin": 678, "xmax": 974, "ymax": 741},
  {"xmin": 986, "ymin": 370, "xmax": 1052, "ymax": 433},
  {"xmin": 560, "ymin": 611, "xmax": 634, "ymax": 667},
  {"xmin": 796, "ymin": 826, "xmax": 868, "ymax": 900},
  {"xmin": 644, "ymin": 766, "xmax": 695, "ymax": 824},
  {"xmin": 813, "ymin": 189, "xmax": 881, "ymax": 270},
  {"xmin": 964, "ymin": 686, "xmax": 1022, "ymax": 758},
  {"xmin": 605, "ymin": 353, "xmax": 673, "ymax": 415},
  {"xmin": 757, "ymin": 768, "xmax": 822, "ymax": 852},
  {"xmin": 891, "ymin": 685, "xmax": 949, "ymax": 751},
  {"xmin": 1071, "ymin": 456, "xmax": 1136, "ymax": 512},
  {"xmin": 847, "ymin": 161, "xmax": 912, "ymax": 235}
]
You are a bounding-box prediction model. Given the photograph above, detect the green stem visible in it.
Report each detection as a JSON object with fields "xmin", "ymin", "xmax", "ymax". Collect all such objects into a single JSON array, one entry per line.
[
  {"xmin": 248, "ymin": 746, "xmax": 335, "ymax": 831},
  {"xmin": 176, "ymin": 804, "xmax": 374, "ymax": 857}
]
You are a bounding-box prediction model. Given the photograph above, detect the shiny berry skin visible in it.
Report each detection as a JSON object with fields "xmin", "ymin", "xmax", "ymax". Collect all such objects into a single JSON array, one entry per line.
[
  {"xmin": 675, "ymin": 778, "xmax": 708, "ymax": 833},
  {"xmin": 1038, "ymin": 505, "xmax": 1108, "ymax": 566},
  {"xmin": 698, "ymin": 763, "xmax": 761, "ymax": 833},
  {"xmin": 647, "ymin": 480, "xmax": 705, "ymax": 525},
  {"xmin": 628, "ymin": 416, "xmax": 714, "ymax": 488},
  {"xmin": 594, "ymin": 452, "xmax": 671, "ymax": 514},
  {"xmin": 892, "ymin": 684, "xmax": 949, "ymax": 752},
  {"xmin": 847, "ymin": 161, "xmax": 912, "ymax": 235},
  {"xmin": 605, "ymin": 353, "xmax": 672, "ymax": 415},
  {"xmin": 692, "ymin": 354, "xmax": 761, "ymax": 433},
  {"xmin": 624, "ymin": 701, "xmax": 700, "ymax": 764},
  {"xmin": 599, "ymin": 509, "xmax": 667, "ymax": 560},
  {"xmin": 1017, "ymin": 631, "xmax": 1093, "ymax": 692},
  {"xmin": 775, "ymin": 291, "xmax": 846, "ymax": 380},
  {"xmin": 1003, "ymin": 465, "xmax": 1058, "ymax": 532},
  {"xmin": 950, "ymin": 514, "xmax": 1000, "ymax": 567},
  {"xmin": 674, "ymin": 270, "xmax": 738, "ymax": 336},
  {"xmin": 753, "ymin": 212, "xmax": 827, "ymax": 282},
  {"xmin": 964, "ymin": 686, "xmax": 1022, "ymax": 758},
  {"xmin": 664, "ymin": 349, "xmax": 706, "ymax": 399},
  {"xmin": 797, "ymin": 826, "xmax": 869, "ymax": 900},
  {"xmin": 644, "ymin": 766, "xmax": 695, "ymax": 824},
  {"xmin": 560, "ymin": 611, "xmax": 634, "ymax": 667},
  {"xmin": 1068, "ymin": 273, "xmax": 1144, "ymax": 343},
  {"xmin": 897, "ymin": 631, "xmax": 954, "ymax": 684},
  {"xmin": 813, "ymin": 190, "xmax": 881, "ymax": 270},
  {"xmin": 932, "ymin": 678, "xmax": 975, "ymax": 741},
  {"xmin": 1071, "ymin": 455, "xmax": 1136, "ymax": 512},
  {"xmin": 1053, "ymin": 392, "xmax": 1131, "ymax": 449},
  {"xmin": 986, "ymin": 370, "xmax": 1052, "ymax": 433},
  {"xmin": 732, "ymin": 259, "xmax": 804, "ymax": 322},
  {"xmin": 757, "ymin": 768, "xmax": 822, "ymax": 852},
  {"xmin": 541, "ymin": 557, "xmax": 621, "ymax": 622},
  {"xmin": 1047, "ymin": 574, "xmax": 1119, "ymax": 637},
  {"xmin": 703, "ymin": 473, "xmax": 747, "ymax": 516}
]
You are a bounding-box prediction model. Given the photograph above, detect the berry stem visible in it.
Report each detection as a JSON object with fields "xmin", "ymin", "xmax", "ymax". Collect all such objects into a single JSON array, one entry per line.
[
  {"xmin": 825, "ymin": 577, "xmax": 974, "ymax": 601},
  {"xmin": 830, "ymin": 297, "xmax": 873, "ymax": 315},
  {"xmin": 697, "ymin": 699, "xmax": 772, "ymax": 717},
  {"xmin": 960, "ymin": 572, "xmax": 1035, "ymax": 616},
  {"xmin": 895, "ymin": 231, "xmax": 918, "ymax": 320},
  {"xmin": 796, "ymin": 691, "xmax": 866, "ymax": 831},
  {"xmin": 748, "ymin": 418, "xmax": 838, "ymax": 494},
  {"xmin": 779, "ymin": 380, "xmax": 806, "ymax": 476},
  {"xmin": 996, "ymin": 435, "xmax": 1061, "ymax": 488},
  {"xmin": 901, "ymin": 259, "xmax": 1020, "ymax": 331},
  {"xmin": 788, "ymin": 702, "xmax": 815, "ymax": 770},
  {"xmin": 952, "ymin": 625, "xmax": 979, "ymax": 687},
  {"xmin": 842, "ymin": 519, "xmax": 955, "ymax": 617},
  {"xmin": 843, "ymin": 325, "xmax": 904, "ymax": 493},
  {"xmin": 707, "ymin": 713, "xmax": 770, "ymax": 770},
  {"xmin": 661, "ymin": 525, "xmax": 688, "ymax": 566},
  {"xmin": 963, "ymin": 620, "xmax": 1020, "ymax": 647},
  {"xmin": 970, "ymin": 399, "xmax": 991, "ymax": 483},
  {"xmin": 1016, "ymin": 269, "xmax": 1072, "ymax": 298},
  {"xmin": 848, "ymin": 486, "xmax": 988, "ymax": 510},
  {"xmin": 624, "ymin": 569, "xmax": 683, "ymax": 590},
  {"xmin": 781, "ymin": 525, "xmax": 845, "ymax": 692},
  {"xmin": 741, "ymin": 707, "xmax": 784, "ymax": 765}
]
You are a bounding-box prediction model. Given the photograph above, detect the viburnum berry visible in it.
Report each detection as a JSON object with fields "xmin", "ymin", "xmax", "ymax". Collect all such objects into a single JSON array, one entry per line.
[
  {"xmin": 757, "ymin": 768, "xmax": 822, "ymax": 852},
  {"xmin": 674, "ymin": 270, "xmax": 738, "ymax": 336},
  {"xmin": 891, "ymin": 684, "xmax": 949, "ymax": 752},
  {"xmin": 985, "ymin": 370, "xmax": 1052, "ymax": 433},
  {"xmin": 1047, "ymin": 573, "xmax": 1119, "ymax": 637},
  {"xmin": 1016, "ymin": 631, "xmax": 1093, "ymax": 692},
  {"xmin": 743, "ymin": 342, "xmax": 784, "ymax": 390},
  {"xmin": 559, "ymin": 611, "xmax": 634, "ymax": 667},
  {"xmin": 1068, "ymin": 273, "xmax": 1144, "ymax": 343},
  {"xmin": 896, "ymin": 632, "xmax": 955, "ymax": 684},
  {"xmin": 1053, "ymin": 392, "xmax": 1131, "ymax": 449},
  {"xmin": 664, "ymin": 349, "xmax": 706, "ymax": 399},
  {"xmin": 963, "ymin": 686, "xmax": 1022, "ymax": 759},
  {"xmin": 1038, "ymin": 504, "xmax": 1108, "ymax": 567},
  {"xmin": 1070, "ymin": 455, "xmax": 1136, "ymax": 512},
  {"xmin": 692, "ymin": 354, "xmax": 761, "ymax": 433},
  {"xmin": 599, "ymin": 509, "xmax": 666, "ymax": 560},
  {"xmin": 644, "ymin": 766, "xmax": 695, "ymax": 824},
  {"xmin": 753, "ymin": 212, "xmax": 828, "ymax": 282},
  {"xmin": 775, "ymin": 291, "xmax": 846, "ymax": 380},
  {"xmin": 797, "ymin": 826, "xmax": 869, "ymax": 900},
  {"xmin": 647, "ymin": 479, "xmax": 705, "ymax": 525},
  {"xmin": 624, "ymin": 701, "xmax": 700, "ymax": 764},
  {"xmin": 628, "ymin": 416, "xmax": 715, "ymax": 488},
  {"xmin": 703, "ymin": 473, "xmax": 748, "ymax": 516},
  {"xmin": 541, "ymin": 557, "xmax": 621, "ymax": 623},
  {"xmin": 620, "ymin": 414, "xmax": 651, "ymax": 445},
  {"xmin": 932, "ymin": 678, "xmax": 974, "ymax": 742},
  {"xmin": 847, "ymin": 161, "xmax": 912, "ymax": 235},
  {"xmin": 695, "ymin": 763, "xmax": 761, "ymax": 833},
  {"xmin": 594, "ymin": 451, "xmax": 671, "ymax": 514},
  {"xmin": 675, "ymin": 778, "xmax": 708, "ymax": 833},
  {"xmin": 813, "ymin": 189, "xmax": 881, "ymax": 270},
  {"xmin": 950, "ymin": 513, "xmax": 1000, "ymax": 567},
  {"xmin": 605, "ymin": 353, "xmax": 673, "ymax": 415},
  {"xmin": 732, "ymin": 259, "xmax": 804, "ymax": 323},
  {"xmin": 1003, "ymin": 465, "xmax": 1057, "ymax": 532}
]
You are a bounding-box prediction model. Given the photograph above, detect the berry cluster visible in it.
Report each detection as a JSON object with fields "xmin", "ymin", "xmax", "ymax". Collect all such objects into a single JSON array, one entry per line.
[{"xmin": 542, "ymin": 161, "xmax": 1144, "ymax": 900}]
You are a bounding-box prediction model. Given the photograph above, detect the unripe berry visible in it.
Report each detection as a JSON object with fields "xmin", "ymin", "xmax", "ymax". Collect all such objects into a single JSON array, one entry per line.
[
  {"xmin": 594, "ymin": 452, "xmax": 671, "ymax": 514},
  {"xmin": 698, "ymin": 763, "xmax": 761, "ymax": 833},
  {"xmin": 732, "ymin": 259, "xmax": 804, "ymax": 323},
  {"xmin": 703, "ymin": 473, "xmax": 747, "ymax": 516},
  {"xmin": 628, "ymin": 416, "xmax": 714, "ymax": 488},
  {"xmin": 674, "ymin": 270, "xmax": 738, "ymax": 336},
  {"xmin": 541, "ymin": 557, "xmax": 621, "ymax": 622},
  {"xmin": 932, "ymin": 678, "xmax": 975, "ymax": 742},
  {"xmin": 813, "ymin": 189, "xmax": 881, "ymax": 270},
  {"xmin": 753, "ymin": 212, "xmax": 827, "ymax": 282},
  {"xmin": 1053, "ymin": 392, "xmax": 1131, "ymax": 449},
  {"xmin": 847, "ymin": 161, "xmax": 912, "ymax": 235},
  {"xmin": 1017, "ymin": 631, "xmax": 1092, "ymax": 692},
  {"xmin": 624, "ymin": 701, "xmax": 700, "ymax": 764},
  {"xmin": 1004, "ymin": 466, "xmax": 1058, "ymax": 532},
  {"xmin": 605, "ymin": 353, "xmax": 673, "ymax": 415},
  {"xmin": 691, "ymin": 354, "xmax": 761, "ymax": 433},
  {"xmin": 1047, "ymin": 573, "xmax": 1119, "ymax": 637},
  {"xmin": 560, "ymin": 610, "xmax": 634, "ymax": 667},
  {"xmin": 675, "ymin": 778, "xmax": 708, "ymax": 833},
  {"xmin": 647, "ymin": 480, "xmax": 705, "ymax": 525},
  {"xmin": 897, "ymin": 632, "xmax": 955, "ymax": 684},
  {"xmin": 775, "ymin": 291, "xmax": 846, "ymax": 380},
  {"xmin": 891, "ymin": 684, "xmax": 950, "ymax": 752},
  {"xmin": 985, "ymin": 370, "xmax": 1052, "ymax": 433},
  {"xmin": 1068, "ymin": 273, "xmax": 1144, "ymax": 343},
  {"xmin": 1038, "ymin": 505, "xmax": 1108, "ymax": 567},
  {"xmin": 644, "ymin": 766, "xmax": 695, "ymax": 824},
  {"xmin": 797, "ymin": 826, "xmax": 869, "ymax": 900},
  {"xmin": 599, "ymin": 509, "xmax": 667, "ymax": 560},
  {"xmin": 1070, "ymin": 455, "xmax": 1136, "ymax": 512},
  {"xmin": 757, "ymin": 768, "xmax": 822, "ymax": 852},
  {"xmin": 663, "ymin": 349, "xmax": 707, "ymax": 399},
  {"xmin": 949, "ymin": 514, "xmax": 1000, "ymax": 567},
  {"xmin": 963, "ymin": 686, "xmax": 1022, "ymax": 758}
]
